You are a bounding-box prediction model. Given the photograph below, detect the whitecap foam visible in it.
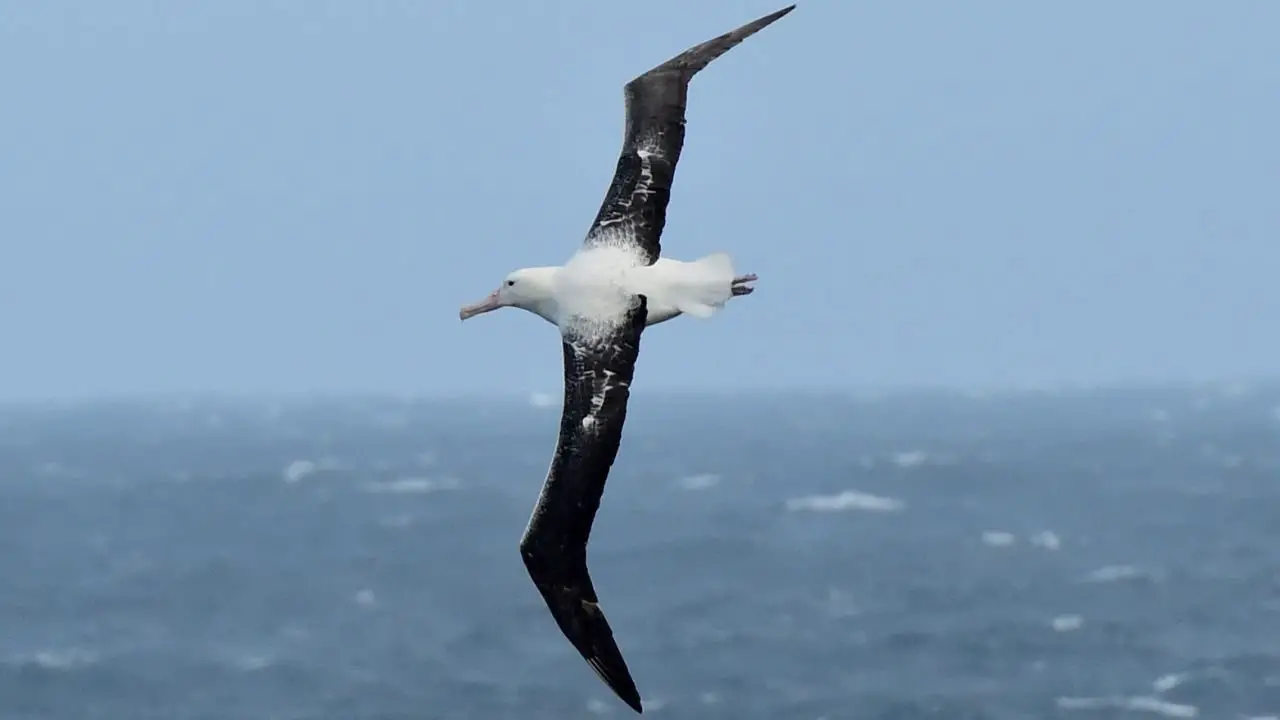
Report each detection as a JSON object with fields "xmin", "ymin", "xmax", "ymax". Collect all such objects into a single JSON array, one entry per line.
[
  {"xmin": 675, "ymin": 473, "xmax": 720, "ymax": 491},
  {"xmin": 1123, "ymin": 697, "xmax": 1199, "ymax": 717},
  {"xmin": 785, "ymin": 490, "xmax": 905, "ymax": 513},
  {"xmin": 361, "ymin": 477, "xmax": 459, "ymax": 494},
  {"xmin": 1028, "ymin": 530, "xmax": 1061, "ymax": 550},
  {"xmin": 11, "ymin": 647, "xmax": 99, "ymax": 670},
  {"xmin": 283, "ymin": 459, "xmax": 316, "ymax": 483},
  {"xmin": 1086, "ymin": 564, "xmax": 1144, "ymax": 583},
  {"xmin": 1057, "ymin": 696, "xmax": 1197, "ymax": 717},
  {"xmin": 981, "ymin": 530, "xmax": 1017, "ymax": 547},
  {"xmin": 1051, "ymin": 614, "xmax": 1084, "ymax": 632},
  {"xmin": 1152, "ymin": 673, "xmax": 1188, "ymax": 693},
  {"xmin": 891, "ymin": 450, "xmax": 928, "ymax": 468}
]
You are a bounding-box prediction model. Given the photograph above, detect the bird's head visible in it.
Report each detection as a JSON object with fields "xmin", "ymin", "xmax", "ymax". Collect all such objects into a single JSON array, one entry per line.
[{"xmin": 459, "ymin": 268, "xmax": 556, "ymax": 321}]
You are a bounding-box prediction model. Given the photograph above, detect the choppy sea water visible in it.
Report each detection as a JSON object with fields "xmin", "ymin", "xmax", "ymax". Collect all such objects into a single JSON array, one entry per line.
[{"xmin": 1, "ymin": 386, "xmax": 1279, "ymax": 719}]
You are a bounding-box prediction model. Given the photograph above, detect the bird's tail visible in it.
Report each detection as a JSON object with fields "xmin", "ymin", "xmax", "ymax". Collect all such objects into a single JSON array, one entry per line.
[{"xmin": 668, "ymin": 252, "xmax": 737, "ymax": 319}]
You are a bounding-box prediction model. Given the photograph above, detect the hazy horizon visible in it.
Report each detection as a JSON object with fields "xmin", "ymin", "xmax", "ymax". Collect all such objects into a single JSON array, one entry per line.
[{"xmin": 3, "ymin": 377, "xmax": 1278, "ymax": 411}]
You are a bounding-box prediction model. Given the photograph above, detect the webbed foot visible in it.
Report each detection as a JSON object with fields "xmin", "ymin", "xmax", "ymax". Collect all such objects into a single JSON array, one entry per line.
[{"xmin": 731, "ymin": 273, "xmax": 757, "ymax": 296}]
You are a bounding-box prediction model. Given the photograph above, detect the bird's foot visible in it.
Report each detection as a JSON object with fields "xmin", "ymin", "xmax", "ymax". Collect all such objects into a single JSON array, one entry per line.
[{"xmin": 731, "ymin": 273, "xmax": 757, "ymax": 296}]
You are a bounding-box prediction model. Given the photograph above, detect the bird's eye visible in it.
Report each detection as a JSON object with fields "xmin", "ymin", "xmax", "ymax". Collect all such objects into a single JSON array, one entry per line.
[{"xmin": 505, "ymin": 280, "xmax": 515, "ymax": 287}]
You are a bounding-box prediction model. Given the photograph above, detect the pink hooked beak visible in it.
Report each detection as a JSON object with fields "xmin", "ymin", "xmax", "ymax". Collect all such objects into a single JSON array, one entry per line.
[{"xmin": 459, "ymin": 289, "xmax": 504, "ymax": 321}]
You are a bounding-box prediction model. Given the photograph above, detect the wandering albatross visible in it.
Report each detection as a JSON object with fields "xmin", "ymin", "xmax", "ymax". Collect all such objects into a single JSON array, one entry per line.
[{"xmin": 459, "ymin": 5, "xmax": 796, "ymax": 713}]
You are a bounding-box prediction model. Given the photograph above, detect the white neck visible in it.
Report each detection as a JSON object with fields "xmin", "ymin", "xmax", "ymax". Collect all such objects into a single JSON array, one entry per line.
[{"xmin": 514, "ymin": 267, "xmax": 562, "ymax": 326}]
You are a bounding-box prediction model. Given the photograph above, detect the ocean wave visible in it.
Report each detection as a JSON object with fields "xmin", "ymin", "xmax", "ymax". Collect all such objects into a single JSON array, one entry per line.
[
  {"xmin": 5, "ymin": 647, "xmax": 99, "ymax": 671},
  {"xmin": 1057, "ymin": 695, "xmax": 1198, "ymax": 717},
  {"xmin": 360, "ymin": 476, "xmax": 459, "ymax": 494},
  {"xmin": 675, "ymin": 473, "xmax": 721, "ymax": 491},
  {"xmin": 784, "ymin": 490, "xmax": 905, "ymax": 513}
]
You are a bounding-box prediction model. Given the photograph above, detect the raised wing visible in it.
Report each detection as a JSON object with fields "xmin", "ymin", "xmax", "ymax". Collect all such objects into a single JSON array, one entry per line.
[
  {"xmin": 582, "ymin": 4, "xmax": 798, "ymax": 265},
  {"xmin": 519, "ymin": 301, "xmax": 648, "ymax": 712}
]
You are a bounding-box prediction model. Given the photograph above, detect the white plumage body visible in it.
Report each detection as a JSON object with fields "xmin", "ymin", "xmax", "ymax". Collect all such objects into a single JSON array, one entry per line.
[{"xmin": 520, "ymin": 251, "xmax": 741, "ymax": 329}]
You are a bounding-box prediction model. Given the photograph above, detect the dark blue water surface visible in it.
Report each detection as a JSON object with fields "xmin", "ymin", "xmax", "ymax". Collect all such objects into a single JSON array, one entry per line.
[{"xmin": 2, "ymin": 386, "xmax": 1278, "ymax": 719}]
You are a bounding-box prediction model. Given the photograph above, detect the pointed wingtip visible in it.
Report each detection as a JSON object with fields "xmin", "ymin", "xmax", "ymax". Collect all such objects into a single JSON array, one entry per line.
[
  {"xmin": 703, "ymin": 3, "xmax": 798, "ymax": 60},
  {"xmin": 738, "ymin": 4, "xmax": 799, "ymax": 36},
  {"xmin": 523, "ymin": 551, "xmax": 645, "ymax": 714},
  {"xmin": 607, "ymin": 668, "xmax": 644, "ymax": 713},
  {"xmin": 599, "ymin": 670, "xmax": 644, "ymax": 713},
  {"xmin": 632, "ymin": 4, "xmax": 798, "ymax": 85},
  {"xmin": 578, "ymin": 628, "xmax": 644, "ymax": 713}
]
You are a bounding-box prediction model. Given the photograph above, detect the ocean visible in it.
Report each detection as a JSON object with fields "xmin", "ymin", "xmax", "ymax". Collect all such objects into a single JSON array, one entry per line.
[{"xmin": 1, "ymin": 386, "xmax": 1278, "ymax": 719}]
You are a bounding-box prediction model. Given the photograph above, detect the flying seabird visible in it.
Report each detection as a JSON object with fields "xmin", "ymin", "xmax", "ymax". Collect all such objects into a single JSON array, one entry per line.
[{"xmin": 459, "ymin": 5, "xmax": 796, "ymax": 713}]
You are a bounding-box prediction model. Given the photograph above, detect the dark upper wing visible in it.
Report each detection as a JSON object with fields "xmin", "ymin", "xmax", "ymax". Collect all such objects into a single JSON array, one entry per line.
[
  {"xmin": 519, "ymin": 302, "xmax": 647, "ymax": 713},
  {"xmin": 582, "ymin": 5, "xmax": 798, "ymax": 265}
]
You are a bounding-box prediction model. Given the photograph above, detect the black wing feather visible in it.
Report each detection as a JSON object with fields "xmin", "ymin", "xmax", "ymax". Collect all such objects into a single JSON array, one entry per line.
[
  {"xmin": 582, "ymin": 4, "xmax": 798, "ymax": 265},
  {"xmin": 520, "ymin": 302, "xmax": 648, "ymax": 713}
]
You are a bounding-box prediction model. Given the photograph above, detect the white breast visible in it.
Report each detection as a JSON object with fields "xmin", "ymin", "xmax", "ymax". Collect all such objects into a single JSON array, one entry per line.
[{"xmin": 554, "ymin": 246, "xmax": 648, "ymax": 325}]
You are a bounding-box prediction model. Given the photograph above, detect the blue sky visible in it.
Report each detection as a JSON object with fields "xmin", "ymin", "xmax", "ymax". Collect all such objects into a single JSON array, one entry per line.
[{"xmin": 2, "ymin": 1, "xmax": 1277, "ymax": 399}]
